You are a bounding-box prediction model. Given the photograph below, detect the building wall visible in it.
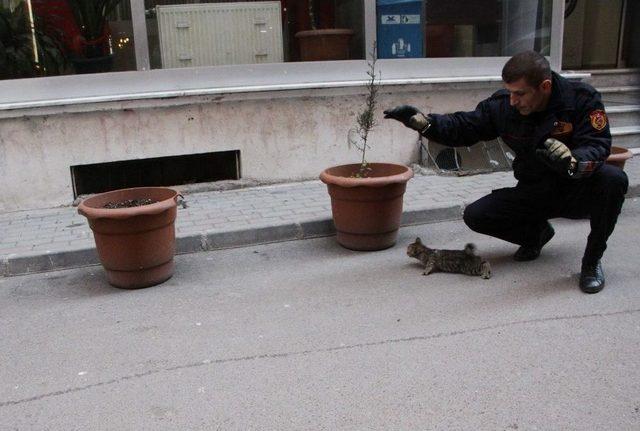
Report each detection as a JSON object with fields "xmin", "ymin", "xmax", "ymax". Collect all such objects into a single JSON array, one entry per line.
[{"xmin": 0, "ymin": 80, "xmax": 501, "ymax": 210}]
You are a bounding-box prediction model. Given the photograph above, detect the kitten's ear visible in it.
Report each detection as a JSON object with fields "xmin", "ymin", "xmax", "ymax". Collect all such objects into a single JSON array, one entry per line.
[{"xmin": 415, "ymin": 237, "xmax": 422, "ymax": 244}]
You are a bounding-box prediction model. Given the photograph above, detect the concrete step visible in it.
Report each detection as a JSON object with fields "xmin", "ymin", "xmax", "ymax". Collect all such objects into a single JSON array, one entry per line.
[
  {"xmin": 607, "ymin": 105, "xmax": 640, "ymax": 127},
  {"xmin": 611, "ymin": 126, "xmax": 640, "ymax": 149},
  {"xmin": 580, "ymin": 68, "xmax": 640, "ymax": 88},
  {"xmin": 599, "ymin": 86, "xmax": 640, "ymax": 104}
]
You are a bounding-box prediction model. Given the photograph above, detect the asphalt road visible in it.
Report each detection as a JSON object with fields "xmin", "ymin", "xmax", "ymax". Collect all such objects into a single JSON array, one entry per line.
[{"xmin": 2, "ymin": 198, "xmax": 640, "ymax": 430}]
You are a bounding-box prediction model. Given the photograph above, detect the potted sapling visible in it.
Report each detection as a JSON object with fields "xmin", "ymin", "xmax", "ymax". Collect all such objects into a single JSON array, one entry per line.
[{"xmin": 320, "ymin": 46, "xmax": 414, "ymax": 250}]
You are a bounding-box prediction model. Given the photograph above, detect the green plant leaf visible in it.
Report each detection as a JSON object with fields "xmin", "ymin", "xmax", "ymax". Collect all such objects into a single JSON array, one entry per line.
[
  {"xmin": 67, "ymin": 0, "xmax": 123, "ymax": 41},
  {"xmin": 0, "ymin": 11, "xmax": 10, "ymax": 41},
  {"xmin": 14, "ymin": 49, "xmax": 32, "ymax": 77},
  {"xmin": 0, "ymin": 2, "xmax": 66, "ymax": 79},
  {"xmin": 0, "ymin": 41, "xmax": 7, "ymax": 70}
]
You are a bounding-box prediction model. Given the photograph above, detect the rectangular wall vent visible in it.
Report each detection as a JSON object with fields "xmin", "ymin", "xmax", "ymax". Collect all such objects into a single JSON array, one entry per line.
[
  {"xmin": 70, "ymin": 150, "xmax": 240, "ymax": 197},
  {"xmin": 157, "ymin": 1, "xmax": 283, "ymax": 68}
]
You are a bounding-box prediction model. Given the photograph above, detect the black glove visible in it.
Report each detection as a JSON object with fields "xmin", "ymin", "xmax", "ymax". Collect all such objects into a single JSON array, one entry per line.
[
  {"xmin": 383, "ymin": 105, "xmax": 431, "ymax": 133},
  {"xmin": 536, "ymin": 138, "xmax": 577, "ymax": 175}
]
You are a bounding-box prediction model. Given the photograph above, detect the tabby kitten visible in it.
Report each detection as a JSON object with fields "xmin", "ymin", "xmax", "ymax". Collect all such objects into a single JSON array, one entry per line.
[{"xmin": 407, "ymin": 237, "xmax": 492, "ymax": 279}]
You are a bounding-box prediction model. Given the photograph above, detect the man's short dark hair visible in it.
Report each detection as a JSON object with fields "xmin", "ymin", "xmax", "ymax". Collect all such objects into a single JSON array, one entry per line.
[{"xmin": 501, "ymin": 51, "xmax": 552, "ymax": 87}]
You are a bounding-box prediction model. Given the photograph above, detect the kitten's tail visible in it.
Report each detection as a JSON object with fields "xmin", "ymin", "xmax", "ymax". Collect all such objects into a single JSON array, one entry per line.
[{"xmin": 464, "ymin": 243, "xmax": 477, "ymax": 256}]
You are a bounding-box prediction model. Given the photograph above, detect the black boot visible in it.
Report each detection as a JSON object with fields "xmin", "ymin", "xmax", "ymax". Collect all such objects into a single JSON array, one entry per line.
[
  {"xmin": 514, "ymin": 222, "xmax": 555, "ymax": 261},
  {"xmin": 580, "ymin": 260, "xmax": 605, "ymax": 294}
]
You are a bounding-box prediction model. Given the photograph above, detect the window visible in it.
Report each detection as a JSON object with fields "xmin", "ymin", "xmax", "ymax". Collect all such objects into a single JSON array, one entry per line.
[
  {"xmin": 0, "ymin": 0, "xmax": 136, "ymax": 79},
  {"xmin": 145, "ymin": 0, "xmax": 364, "ymax": 69},
  {"xmin": 0, "ymin": 0, "xmax": 366, "ymax": 80},
  {"xmin": 376, "ymin": 0, "xmax": 552, "ymax": 59},
  {"xmin": 0, "ymin": 0, "xmax": 565, "ymax": 110}
]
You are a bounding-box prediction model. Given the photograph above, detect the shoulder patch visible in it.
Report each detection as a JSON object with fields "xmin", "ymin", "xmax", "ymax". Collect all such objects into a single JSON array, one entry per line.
[{"xmin": 589, "ymin": 110, "xmax": 607, "ymax": 131}]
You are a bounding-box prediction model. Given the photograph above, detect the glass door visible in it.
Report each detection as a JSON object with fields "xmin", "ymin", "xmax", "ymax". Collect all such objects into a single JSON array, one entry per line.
[{"xmin": 562, "ymin": 0, "xmax": 638, "ymax": 69}]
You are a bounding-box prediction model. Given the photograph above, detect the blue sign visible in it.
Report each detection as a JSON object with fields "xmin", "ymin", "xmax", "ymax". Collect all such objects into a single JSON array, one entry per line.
[{"xmin": 376, "ymin": 0, "xmax": 423, "ymax": 59}]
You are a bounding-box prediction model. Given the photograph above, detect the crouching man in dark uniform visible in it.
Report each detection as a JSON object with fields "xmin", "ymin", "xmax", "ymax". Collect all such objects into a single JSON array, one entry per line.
[{"xmin": 384, "ymin": 51, "xmax": 628, "ymax": 293}]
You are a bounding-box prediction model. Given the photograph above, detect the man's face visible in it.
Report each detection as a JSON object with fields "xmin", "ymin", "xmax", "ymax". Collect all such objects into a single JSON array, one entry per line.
[{"xmin": 504, "ymin": 77, "xmax": 552, "ymax": 116}]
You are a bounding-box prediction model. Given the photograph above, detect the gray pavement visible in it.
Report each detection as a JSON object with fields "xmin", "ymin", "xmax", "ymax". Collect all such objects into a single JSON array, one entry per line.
[
  {"xmin": 1, "ymin": 199, "xmax": 640, "ymax": 430},
  {"xmin": 1, "ymin": 157, "xmax": 639, "ymax": 277}
]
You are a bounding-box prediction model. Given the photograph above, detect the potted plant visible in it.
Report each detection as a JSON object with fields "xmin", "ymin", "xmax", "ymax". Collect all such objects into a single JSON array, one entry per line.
[
  {"xmin": 320, "ymin": 47, "xmax": 414, "ymax": 251},
  {"xmin": 65, "ymin": 0, "xmax": 122, "ymax": 73},
  {"xmin": 78, "ymin": 187, "xmax": 180, "ymax": 289},
  {"xmin": 294, "ymin": 0, "xmax": 354, "ymax": 61},
  {"xmin": 0, "ymin": 2, "xmax": 66, "ymax": 79},
  {"xmin": 606, "ymin": 146, "xmax": 633, "ymax": 170}
]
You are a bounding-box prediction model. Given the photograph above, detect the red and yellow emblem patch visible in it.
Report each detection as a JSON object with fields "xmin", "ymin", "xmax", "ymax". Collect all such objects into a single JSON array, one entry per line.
[{"xmin": 589, "ymin": 110, "xmax": 607, "ymax": 131}]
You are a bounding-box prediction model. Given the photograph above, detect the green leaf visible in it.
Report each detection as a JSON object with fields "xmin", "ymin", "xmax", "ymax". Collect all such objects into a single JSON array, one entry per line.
[
  {"xmin": 0, "ymin": 12, "xmax": 10, "ymax": 40},
  {"xmin": 0, "ymin": 1, "xmax": 67, "ymax": 78},
  {"xmin": 66, "ymin": 0, "xmax": 123, "ymax": 40},
  {"xmin": 0, "ymin": 41, "xmax": 7, "ymax": 70},
  {"xmin": 14, "ymin": 49, "xmax": 33, "ymax": 77}
]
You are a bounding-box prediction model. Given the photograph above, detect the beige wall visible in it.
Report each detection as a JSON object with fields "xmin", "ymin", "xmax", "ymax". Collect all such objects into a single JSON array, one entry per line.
[{"xmin": 0, "ymin": 81, "xmax": 501, "ymax": 211}]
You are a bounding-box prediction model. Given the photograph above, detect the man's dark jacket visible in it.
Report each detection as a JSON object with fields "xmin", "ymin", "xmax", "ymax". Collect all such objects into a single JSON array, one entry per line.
[{"xmin": 424, "ymin": 71, "xmax": 611, "ymax": 181}]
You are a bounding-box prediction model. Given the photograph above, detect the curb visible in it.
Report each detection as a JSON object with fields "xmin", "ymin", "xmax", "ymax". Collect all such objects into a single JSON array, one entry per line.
[
  {"xmin": 1, "ymin": 247, "xmax": 99, "ymax": 277},
  {"xmin": 1, "ymin": 188, "xmax": 637, "ymax": 278},
  {"xmin": 173, "ymin": 203, "xmax": 465, "ymax": 256},
  {"xmin": 0, "ymin": 203, "xmax": 463, "ymax": 277}
]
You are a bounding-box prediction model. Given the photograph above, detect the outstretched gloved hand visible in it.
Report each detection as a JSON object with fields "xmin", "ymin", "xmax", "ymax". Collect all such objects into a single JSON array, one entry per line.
[
  {"xmin": 536, "ymin": 138, "xmax": 577, "ymax": 175},
  {"xmin": 383, "ymin": 105, "xmax": 432, "ymax": 133}
]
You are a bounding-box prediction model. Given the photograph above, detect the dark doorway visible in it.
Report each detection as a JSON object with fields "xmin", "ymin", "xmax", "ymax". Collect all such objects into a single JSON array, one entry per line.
[
  {"xmin": 71, "ymin": 150, "xmax": 241, "ymax": 197},
  {"xmin": 563, "ymin": 0, "xmax": 637, "ymax": 69}
]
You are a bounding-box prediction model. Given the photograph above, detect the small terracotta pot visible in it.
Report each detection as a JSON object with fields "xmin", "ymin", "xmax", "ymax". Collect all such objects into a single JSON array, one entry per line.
[
  {"xmin": 78, "ymin": 187, "xmax": 179, "ymax": 289},
  {"xmin": 320, "ymin": 163, "xmax": 414, "ymax": 251},
  {"xmin": 606, "ymin": 146, "xmax": 633, "ymax": 170},
  {"xmin": 295, "ymin": 29, "xmax": 354, "ymax": 61}
]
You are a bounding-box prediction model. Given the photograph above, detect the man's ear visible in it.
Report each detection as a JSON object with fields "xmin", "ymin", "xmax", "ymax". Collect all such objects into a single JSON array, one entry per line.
[{"xmin": 540, "ymin": 79, "xmax": 552, "ymax": 92}]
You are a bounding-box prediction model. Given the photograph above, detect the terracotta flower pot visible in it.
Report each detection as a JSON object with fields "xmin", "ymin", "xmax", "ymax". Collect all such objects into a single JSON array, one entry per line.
[
  {"xmin": 78, "ymin": 187, "xmax": 179, "ymax": 289},
  {"xmin": 606, "ymin": 146, "xmax": 633, "ymax": 170},
  {"xmin": 320, "ymin": 163, "xmax": 414, "ymax": 251},
  {"xmin": 295, "ymin": 28, "xmax": 354, "ymax": 61}
]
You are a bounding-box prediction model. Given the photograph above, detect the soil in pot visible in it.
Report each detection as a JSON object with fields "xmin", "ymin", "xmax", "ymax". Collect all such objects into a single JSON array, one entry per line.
[{"xmin": 103, "ymin": 198, "xmax": 158, "ymax": 209}]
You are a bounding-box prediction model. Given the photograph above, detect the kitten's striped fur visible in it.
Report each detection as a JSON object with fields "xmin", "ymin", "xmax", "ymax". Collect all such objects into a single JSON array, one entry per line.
[{"xmin": 407, "ymin": 237, "xmax": 491, "ymax": 279}]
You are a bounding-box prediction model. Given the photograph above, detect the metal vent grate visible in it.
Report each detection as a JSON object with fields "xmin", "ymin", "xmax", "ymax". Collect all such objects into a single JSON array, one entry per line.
[{"xmin": 70, "ymin": 150, "xmax": 240, "ymax": 197}]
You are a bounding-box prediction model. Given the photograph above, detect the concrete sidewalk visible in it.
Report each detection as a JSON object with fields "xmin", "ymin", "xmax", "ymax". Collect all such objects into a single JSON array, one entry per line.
[{"xmin": 1, "ymin": 158, "xmax": 639, "ymax": 277}]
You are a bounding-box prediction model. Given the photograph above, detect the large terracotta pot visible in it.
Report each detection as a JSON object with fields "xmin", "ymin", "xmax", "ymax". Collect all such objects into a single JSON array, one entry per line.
[
  {"xmin": 78, "ymin": 187, "xmax": 179, "ymax": 289},
  {"xmin": 606, "ymin": 146, "xmax": 633, "ymax": 170},
  {"xmin": 320, "ymin": 163, "xmax": 414, "ymax": 251},
  {"xmin": 295, "ymin": 29, "xmax": 354, "ymax": 61}
]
